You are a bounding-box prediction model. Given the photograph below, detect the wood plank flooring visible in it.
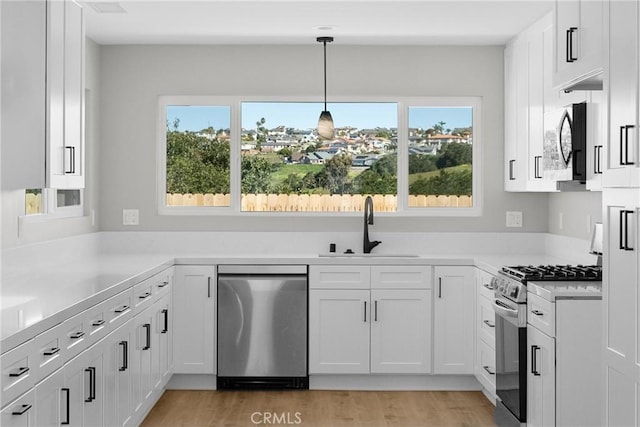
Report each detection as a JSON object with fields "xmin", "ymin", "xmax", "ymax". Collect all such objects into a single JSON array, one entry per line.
[{"xmin": 141, "ymin": 390, "xmax": 496, "ymax": 427}]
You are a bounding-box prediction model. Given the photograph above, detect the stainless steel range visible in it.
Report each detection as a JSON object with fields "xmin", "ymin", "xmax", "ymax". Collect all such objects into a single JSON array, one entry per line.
[{"xmin": 493, "ymin": 264, "xmax": 602, "ymax": 427}]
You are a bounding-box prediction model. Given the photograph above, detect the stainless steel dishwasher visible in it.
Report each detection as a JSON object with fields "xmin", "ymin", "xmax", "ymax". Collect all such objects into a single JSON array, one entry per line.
[{"xmin": 217, "ymin": 265, "xmax": 308, "ymax": 389}]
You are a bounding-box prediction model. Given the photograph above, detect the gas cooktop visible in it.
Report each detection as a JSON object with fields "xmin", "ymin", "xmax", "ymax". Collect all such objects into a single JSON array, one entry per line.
[{"xmin": 501, "ymin": 264, "xmax": 602, "ymax": 282}]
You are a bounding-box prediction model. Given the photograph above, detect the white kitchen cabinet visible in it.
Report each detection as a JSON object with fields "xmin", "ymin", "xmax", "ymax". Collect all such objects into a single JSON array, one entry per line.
[
  {"xmin": 433, "ymin": 266, "xmax": 474, "ymax": 374},
  {"xmin": 504, "ymin": 35, "xmax": 528, "ymax": 192},
  {"xmin": 64, "ymin": 338, "xmax": 106, "ymax": 426},
  {"xmin": 309, "ymin": 289, "xmax": 370, "ymax": 374},
  {"xmin": 553, "ymin": 0, "xmax": 605, "ymax": 89},
  {"xmin": 33, "ymin": 368, "xmax": 64, "ymax": 427},
  {"xmin": 103, "ymin": 323, "xmax": 133, "ymax": 427},
  {"xmin": 173, "ymin": 265, "xmax": 216, "ymax": 374},
  {"xmin": 130, "ymin": 305, "xmax": 154, "ymax": 421},
  {"xmin": 526, "ymin": 324, "xmax": 555, "ymax": 427},
  {"xmin": 0, "ymin": 389, "xmax": 35, "ymax": 427},
  {"xmin": 370, "ymin": 289, "xmax": 431, "ymax": 374},
  {"xmin": 604, "ymin": 0, "xmax": 640, "ymax": 188},
  {"xmin": 153, "ymin": 290, "xmax": 172, "ymax": 390},
  {"xmin": 474, "ymin": 268, "xmax": 496, "ymax": 398},
  {"xmin": 47, "ymin": 0, "xmax": 85, "ymax": 189},
  {"xmin": 0, "ymin": 0, "xmax": 47, "ymax": 190},
  {"xmin": 308, "ymin": 265, "xmax": 432, "ymax": 375}
]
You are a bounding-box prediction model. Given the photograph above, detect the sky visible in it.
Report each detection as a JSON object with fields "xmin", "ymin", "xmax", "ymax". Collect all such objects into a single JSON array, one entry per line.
[{"xmin": 167, "ymin": 103, "xmax": 472, "ymax": 133}]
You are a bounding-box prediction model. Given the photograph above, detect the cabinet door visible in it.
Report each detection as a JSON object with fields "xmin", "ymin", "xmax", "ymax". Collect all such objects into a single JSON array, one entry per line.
[
  {"xmin": 0, "ymin": 389, "xmax": 35, "ymax": 427},
  {"xmin": 370, "ymin": 289, "xmax": 431, "ymax": 374},
  {"xmin": 527, "ymin": 325, "xmax": 555, "ymax": 427},
  {"xmin": 433, "ymin": 266, "xmax": 474, "ymax": 374},
  {"xmin": 130, "ymin": 307, "xmax": 154, "ymax": 420},
  {"xmin": 64, "ymin": 341, "xmax": 105, "ymax": 427},
  {"xmin": 153, "ymin": 292, "xmax": 172, "ymax": 390},
  {"xmin": 309, "ymin": 289, "xmax": 370, "ymax": 374},
  {"xmin": 103, "ymin": 323, "xmax": 133, "ymax": 427},
  {"xmin": 34, "ymin": 368, "xmax": 64, "ymax": 427},
  {"xmin": 173, "ymin": 265, "xmax": 216, "ymax": 374},
  {"xmin": 605, "ymin": 0, "xmax": 639, "ymax": 185},
  {"xmin": 0, "ymin": 0, "xmax": 47, "ymax": 190}
]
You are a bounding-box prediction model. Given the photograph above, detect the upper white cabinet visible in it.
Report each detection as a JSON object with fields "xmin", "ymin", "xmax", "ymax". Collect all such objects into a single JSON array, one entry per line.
[
  {"xmin": 553, "ymin": 0, "xmax": 606, "ymax": 89},
  {"xmin": 1, "ymin": 0, "xmax": 47, "ymax": 190},
  {"xmin": 0, "ymin": 0, "xmax": 84, "ymax": 191},
  {"xmin": 47, "ymin": 0, "xmax": 85, "ymax": 189},
  {"xmin": 603, "ymin": 0, "xmax": 640, "ymax": 188},
  {"xmin": 433, "ymin": 266, "xmax": 474, "ymax": 374}
]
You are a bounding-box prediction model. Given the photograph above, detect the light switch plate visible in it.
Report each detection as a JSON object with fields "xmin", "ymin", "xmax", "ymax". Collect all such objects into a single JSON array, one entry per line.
[
  {"xmin": 122, "ymin": 209, "xmax": 139, "ymax": 225},
  {"xmin": 506, "ymin": 211, "xmax": 523, "ymax": 228}
]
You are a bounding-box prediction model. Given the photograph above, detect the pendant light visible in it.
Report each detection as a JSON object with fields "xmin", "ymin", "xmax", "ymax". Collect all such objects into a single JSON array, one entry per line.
[{"xmin": 317, "ymin": 36, "xmax": 334, "ymax": 140}]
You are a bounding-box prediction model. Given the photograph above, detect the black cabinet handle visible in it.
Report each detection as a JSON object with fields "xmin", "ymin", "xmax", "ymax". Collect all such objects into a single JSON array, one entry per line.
[
  {"xmin": 620, "ymin": 210, "xmax": 634, "ymax": 251},
  {"xmin": 625, "ymin": 125, "xmax": 635, "ymax": 165},
  {"xmin": 61, "ymin": 388, "xmax": 70, "ymax": 425},
  {"xmin": 143, "ymin": 323, "xmax": 151, "ymax": 350},
  {"xmin": 508, "ymin": 159, "xmax": 515, "ymax": 180},
  {"xmin": 364, "ymin": 301, "xmax": 367, "ymax": 322},
  {"xmin": 65, "ymin": 146, "xmax": 76, "ymax": 174},
  {"xmin": 438, "ymin": 277, "xmax": 442, "ymax": 298},
  {"xmin": 9, "ymin": 367, "xmax": 29, "ymax": 377},
  {"xmin": 92, "ymin": 319, "xmax": 105, "ymax": 327},
  {"xmin": 207, "ymin": 277, "xmax": 212, "ymax": 298},
  {"xmin": 119, "ymin": 341, "xmax": 128, "ymax": 371},
  {"xmin": 594, "ymin": 145, "xmax": 603, "ymax": 174},
  {"xmin": 531, "ymin": 345, "xmax": 541, "ymax": 376},
  {"xmin": 374, "ymin": 300, "xmax": 378, "ymax": 322},
  {"xmin": 483, "ymin": 319, "xmax": 495, "ymax": 328},
  {"xmin": 70, "ymin": 331, "xmax": 84, "ymax": 339},
  {"xmin": 138, "ymin": 292, "xmax": 151, "ymax": 300},
  {"xmin": 85, "ymin": 367, "xmax": 95, "ymax": 402},
  {"xmin": 44, "ymin": 347, "xmax": 60, "ymax": 356},
  {"xmin": 531, "ymin": 309, "xmax": 544, "ymax": 316},
  {"xmin": 158, "ymin": 280, "xmax": 169, "ymax": 288},
  {"xmin": 534, "ymin": 156, "xmax": 543, "ymax": 179},
  {"xmin": 566, "ymin": 27, "xmax": 578, "ymax": 62},
  {"xmin": 114, "ymin": 305, "xmax": 129, "ymax": 313},
  {"xmin": 161, "ymin": 309, "xmax": 169, "ymax": 333},
  {"xmin": 11, "ymin": 404, "xmax": 32, "ymax": 415},
  {"xmin": 483, "ymin": 283, "xmax": 493, "ymax": 290},
  {"xmin": 483, "ymin": 366, "xmax": 495, "ymax": 376}
]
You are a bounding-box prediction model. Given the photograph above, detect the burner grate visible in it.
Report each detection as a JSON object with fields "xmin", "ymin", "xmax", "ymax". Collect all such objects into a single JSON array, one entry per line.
[{"xmin": 501, "ymin": 265, "xmax": 602, "ymax": 282}]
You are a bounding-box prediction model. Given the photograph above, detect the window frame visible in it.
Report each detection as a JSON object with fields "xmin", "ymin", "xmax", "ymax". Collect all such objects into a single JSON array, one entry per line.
[{"xmin": 157, "ymin": 95, "xmax": 482, "ymax": 217}]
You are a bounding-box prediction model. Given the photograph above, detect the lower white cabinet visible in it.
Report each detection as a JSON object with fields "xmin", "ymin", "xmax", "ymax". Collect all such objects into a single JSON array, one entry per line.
[
  {"xmin": 103, "ymin": 323, "xmax": 133, "ymax": 427},
  {"xmin": 173, "ymin": 265, "xmax": 216, "ymax": 374},
  {"xmin": 64, "ymin": 338, "xmax": 106, "ymax": 426},
  {"xmin": 309, "ymin": 265, "xmax": 432, "ymax": 375},
  {"xmin": 33, "ymin": 368, "xmax": 64, "ymax": 426},
  {"xmin": 527, "ymin": 324, "xmax": 555, "ymax": 427},
  {"xmin": 474, "ymin": 268, "xmax": 496, "ymax": 397},
  {"xmin": 0, "ymin": 389, "xmax": 35, "ymax": 427},
  {"xmin": 433, "ymin": 266, "xmax": 475, "ymax": 374}
]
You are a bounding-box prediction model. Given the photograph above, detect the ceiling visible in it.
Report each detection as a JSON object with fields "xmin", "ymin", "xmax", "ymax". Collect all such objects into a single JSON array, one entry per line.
[{"xmin": 82, "ymin": 0, "xmax": 554, "ymax": 46}]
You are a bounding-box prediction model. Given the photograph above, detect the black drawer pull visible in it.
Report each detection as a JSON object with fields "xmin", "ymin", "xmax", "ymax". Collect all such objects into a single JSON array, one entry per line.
[
  {"xmin": 114, "ymin": 305, "xmax": 129, "ymax": 313},
  {"xmin": 9, "ymin": 367, "xmax": 29, "ymax": 377},
  {"xmin": 92, "ymin": 319, "xmax": 105, "ymax": 327},
  {"xmin": 483, "ymin": 283, "xmax": 494, "ymax": 291},
  {"xmin": 138, "ymin": 292, "xmax": 151, "ymax": 300},
  {"xmin": 44, "ymin": 347, "xmax": 60, "ymax": 356},
  {"xmin": 531, "ymin": 310, "xmax": 544, "ymax": 316},
  {"xmin": 483, "ymin": 366, "xmax": 495, "ymax": 376},
  {"xmin": 12, "ymin": 404, "xmax": 32, "ymax": 415},
  {"xmin": 70, "ymin": 331, "xmax": 84, "ymax": 339},
  {"xmin": 483, "ymin": 319, "xmax": 495, "ymax": 328},
  {"xmin": 158, "ymin": 280, "xmax": 169, "ymax": 288}
]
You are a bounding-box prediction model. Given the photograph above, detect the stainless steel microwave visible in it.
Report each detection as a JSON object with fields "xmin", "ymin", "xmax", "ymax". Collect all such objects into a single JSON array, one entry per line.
[{"xmin": 543, "ymin": 102, "xmax": 587, "ymax": 183}]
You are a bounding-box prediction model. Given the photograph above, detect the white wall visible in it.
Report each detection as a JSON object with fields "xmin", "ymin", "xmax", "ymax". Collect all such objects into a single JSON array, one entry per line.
[
  {"xmin": 547, "ymin": 191, "xmax": 602, "ymax": 240},
  {"xmin": 98, "ymin": 44, "xmax": 551, "ymax": 233},
  {"xmin": 1, "ymin": 38, "xmax": 101, "ymax": 249}
]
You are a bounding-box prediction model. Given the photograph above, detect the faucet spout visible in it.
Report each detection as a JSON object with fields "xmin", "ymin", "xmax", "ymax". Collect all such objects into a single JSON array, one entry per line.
[{"xmin": 363, "ymin": 196, "xmax": 382, "ymax": 254}]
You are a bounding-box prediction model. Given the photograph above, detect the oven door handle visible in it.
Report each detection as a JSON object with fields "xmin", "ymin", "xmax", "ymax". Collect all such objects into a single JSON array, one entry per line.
[{"xmin": 493, "ymin": 299, "xmax": 519, "ymax": 318}]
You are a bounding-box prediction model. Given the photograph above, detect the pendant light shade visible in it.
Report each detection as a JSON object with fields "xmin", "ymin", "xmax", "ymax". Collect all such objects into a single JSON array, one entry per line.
[{"xmin": 317, "ymin": 36, "xmax": 334, "ymax": 140}]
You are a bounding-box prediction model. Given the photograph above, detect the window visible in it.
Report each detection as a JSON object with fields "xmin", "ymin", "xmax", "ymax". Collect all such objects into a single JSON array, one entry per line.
[
  {"xmin": 24, "ymin": 188, "xmax": 83, "ymax": 217},
  {"xmin": 159, "ymin": 96, "xmax": 480, "ymax": 215}
]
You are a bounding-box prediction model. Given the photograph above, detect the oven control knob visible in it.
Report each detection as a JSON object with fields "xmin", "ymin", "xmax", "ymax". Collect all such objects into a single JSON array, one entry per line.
[{"xmin": 509, "ymin": 286, "xmax": 519, "ymax": 299}]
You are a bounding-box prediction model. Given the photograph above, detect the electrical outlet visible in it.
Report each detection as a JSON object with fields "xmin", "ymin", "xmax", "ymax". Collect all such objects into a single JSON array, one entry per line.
[
  {"xmin": 122, "ymin": 209, "xmax": 139, "ymax": 225},
  {"xmin": 506, "ymin": 211, "xmax": 523, "ymax": 228}
]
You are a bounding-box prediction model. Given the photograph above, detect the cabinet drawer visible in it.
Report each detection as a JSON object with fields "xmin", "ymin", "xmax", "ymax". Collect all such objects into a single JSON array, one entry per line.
[
  {"xmin": 133, "ymin": 277, "xmax": 154, "ymax": 313},
  {"xmin": 105, "ymin": 288, "xmax": 133, "ymax": 330},
  {"xmin": 476, "ymin": 338, "xmax": 496, "ymax": 392},
  {"xmin": 478, "ymin": 297, "xmax": 496, "ymax": 346},
  {"xmin": 309, "ymin": 265, "xmax": 370, "ymax": 289},
  {"xmin": 154, "ymin": 268, "xmax": 173, "ymax": 300},
  {"xmin": 476, "ymin": 269, "xmax": 495, "ymax": 301},
  {"xmin": 33, "ymin": 322, "xmax": 65, "ymax": 384},
  {"xmin": 371, "ymin": 266, "xmax": 431, "ymax": 289},
  {"xmin": 0, "ymin": 388, "xmax": 34, "ymax": 426},
  {"xmin": 1, "ymin": 340, "xmax": 35, "ymax": 408},
  {"xmin": 527, "ymin": 293, "xmax": 555, "ymax": 337},
  {"xmin": 62, "ymin": 311, "xmax": 89, "ymax": 360}
]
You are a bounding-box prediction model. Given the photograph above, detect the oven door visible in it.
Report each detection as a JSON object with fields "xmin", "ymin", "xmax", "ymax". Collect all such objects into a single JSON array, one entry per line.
[{"xmin": 494, "ymin": 298, "xmax": 527, "ymax": 424}]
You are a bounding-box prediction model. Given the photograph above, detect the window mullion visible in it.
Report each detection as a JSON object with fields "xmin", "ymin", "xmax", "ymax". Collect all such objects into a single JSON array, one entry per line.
[{"xmin": 397, "ymin": 101, "xmax": 409, "ymax": 212}]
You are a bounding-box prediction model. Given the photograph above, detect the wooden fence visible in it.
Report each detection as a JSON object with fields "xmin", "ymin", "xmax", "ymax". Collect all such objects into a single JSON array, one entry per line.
[
  {"xmin": 166, "ymin": 193, "xmax": 472, "ymax": 211},
  {"xmin": 26, "ymin": 193, "xmax": 42, "ymax": 215}
]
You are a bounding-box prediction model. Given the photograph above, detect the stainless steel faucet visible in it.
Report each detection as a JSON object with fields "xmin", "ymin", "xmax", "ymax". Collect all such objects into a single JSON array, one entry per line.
[{"xmin": 363, "ymin": 196, "xmax": 382, "ymax": 254}]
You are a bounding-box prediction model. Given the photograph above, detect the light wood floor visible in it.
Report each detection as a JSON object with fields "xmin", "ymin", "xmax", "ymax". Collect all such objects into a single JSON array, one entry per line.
[{"xmin": 141, "ymin": 390, "xmax": 496, "ymax": 427}]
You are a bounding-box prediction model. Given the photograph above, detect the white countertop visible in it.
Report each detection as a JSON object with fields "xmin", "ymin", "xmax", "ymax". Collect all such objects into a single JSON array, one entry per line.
[{"xmin": 0, "ymin": 250, "xmax": 579, "ymax": 354}]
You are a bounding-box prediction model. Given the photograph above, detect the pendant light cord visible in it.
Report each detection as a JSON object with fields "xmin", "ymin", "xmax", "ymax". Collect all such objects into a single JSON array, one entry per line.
[{"xmin": 323, "ymin": 40, "xmax": 327, "ymax": 111}]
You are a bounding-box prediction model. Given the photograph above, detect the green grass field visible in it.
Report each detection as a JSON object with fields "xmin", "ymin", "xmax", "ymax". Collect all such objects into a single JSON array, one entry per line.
[{"xmin": 408, "ymin": 164, "xmax": 471, "ymax": 184}]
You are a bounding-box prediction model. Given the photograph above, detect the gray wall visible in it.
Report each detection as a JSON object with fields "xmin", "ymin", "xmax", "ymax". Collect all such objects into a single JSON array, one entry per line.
[
  {"xmin": 548, "ymin": 191, "xmax": 602, "ymax": 240},
  {"xmin": 98, "ymin": 44, "xmax": 551, "ymax": 233}
]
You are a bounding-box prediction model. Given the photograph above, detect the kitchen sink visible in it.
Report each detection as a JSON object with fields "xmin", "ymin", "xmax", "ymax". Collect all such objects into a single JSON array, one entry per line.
[{"xmin": 318, "ymin": 253, "xmax": 420, "ymax": 258}]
